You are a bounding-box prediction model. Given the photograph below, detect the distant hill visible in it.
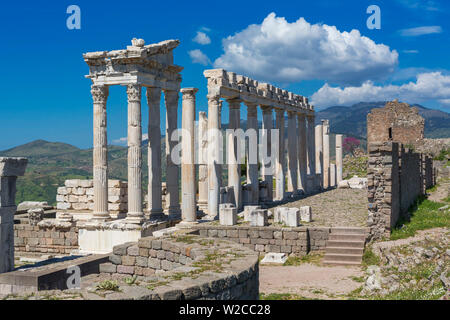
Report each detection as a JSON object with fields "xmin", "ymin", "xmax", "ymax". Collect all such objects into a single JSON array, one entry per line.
[
  {"xmin": 316, "ymin": 102, "xmax": 450, "ymax": 140},
  {"xmin": 0, "ymin": 140, "xmax": 166, "ymax": 206}
]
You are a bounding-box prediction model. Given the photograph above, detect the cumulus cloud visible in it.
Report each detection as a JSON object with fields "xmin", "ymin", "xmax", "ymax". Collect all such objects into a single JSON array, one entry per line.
[
  {"xmin": 213, "ymin": 13, "xmax": 398, "ymax": 85},
  {"xmin": 189, "ymin": 49, "xmax": 211, "ymax": 66},
  {"xmin": 310, "ymin": 72, "xmax": 450, "ymax": 108},
  {"xmin": 399, "ymin": 26, "xmax": 442, "ymax": 36},
  {"xmin": 193, "ymin": 31, "xmax": 211, "ymax": 45}
]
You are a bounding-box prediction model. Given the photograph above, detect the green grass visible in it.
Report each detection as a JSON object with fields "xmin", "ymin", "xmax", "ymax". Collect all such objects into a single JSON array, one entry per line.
[
  {"xmin": 95, "ymin": 280, "xmax": 120, "ymax": 291},
  {"xmin": 259, "ymin": 293, "xmax": 313, "ymax": 300},
  {"xmin": 361, "ymin": 246, "xmax": 380, "ymax": 268},
  {"xmin": 283, "ymin": 252, "xmax": 323, "ymax": 266},
  {"xmin": 391, "ymin": 196, "xmax": 450, "ymax": 240}
]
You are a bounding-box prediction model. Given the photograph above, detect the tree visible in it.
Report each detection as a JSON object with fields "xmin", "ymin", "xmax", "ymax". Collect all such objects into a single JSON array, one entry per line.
[{"xmin": 343, "ymin": 137, "xmax": 360, "ymax": 156}]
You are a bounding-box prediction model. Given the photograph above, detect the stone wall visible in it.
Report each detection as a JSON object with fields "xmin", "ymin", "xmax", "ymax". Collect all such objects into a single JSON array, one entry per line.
[
  {"xmin": 56, "ymin": 179, "xmax": 128, "ymax": 214},
  {"xmin": 98, "ymin": 236, "xmax": 259, "ymax": 300},
  {"xmin": 367, "ymin": 142, "xmax": 434, "ymax": 240},
  {"xmin": 14, "ymin": 224, "xmax": 78, "ymax": 254},
  {"xmin": 193, "ymin": 224, "xmax": 330, "ymax": 255}
]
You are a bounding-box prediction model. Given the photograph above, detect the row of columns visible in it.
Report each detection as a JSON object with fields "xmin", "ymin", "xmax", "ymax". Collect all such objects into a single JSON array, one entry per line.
[{"xmin": 91, "ymin": 84, "xmax": 181, "ymax": 224}]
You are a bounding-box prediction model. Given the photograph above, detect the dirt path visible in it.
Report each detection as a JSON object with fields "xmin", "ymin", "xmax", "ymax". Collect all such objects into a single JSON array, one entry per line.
[
  {"xmin": 259, "ymin": 264, "xmax": 364, "ymax": 299},
  {"xmin": 428, "ymin": 180, "xmax": 450, "ymax": 203}
]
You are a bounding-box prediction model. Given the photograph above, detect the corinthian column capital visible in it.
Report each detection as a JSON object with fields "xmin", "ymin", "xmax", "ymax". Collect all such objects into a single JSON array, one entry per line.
[
  {"xmin": 180, "ymin": 87, "xmax": 199, "ymax": 100},
  {"xmin": 127, "ymin": 84, "xmax": 141, "ymax": 102},
  {"xmin": 91, "ymin": 85, "xmax": 109, "ymax": 104}
]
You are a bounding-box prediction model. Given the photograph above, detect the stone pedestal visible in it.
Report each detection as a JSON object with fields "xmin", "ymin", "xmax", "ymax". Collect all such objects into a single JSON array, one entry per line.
[
  {"xmin": 300, "ymin": 206, "xmax": 312, "ymax": 222},
  {"xmin": 243, "ymin": 205, "xmax": 261, "ymax": 222},
  {"xmin": 250, "ymin": 209, "xmax": 268, "ymax": 227},
  {"xmin": 219, "ymin": 203, "xmax": 237, "ymax": 226},
  {"xmin": 0, "ymin": 157, "xmax": 27, "ymax": 274},
  {"xmin": 181, "ymin": 88, "xmax": 198, "ymax": 223}
]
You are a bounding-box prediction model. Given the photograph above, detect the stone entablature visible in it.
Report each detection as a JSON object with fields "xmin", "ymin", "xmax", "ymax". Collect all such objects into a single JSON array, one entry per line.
[
  {"xmin": 204, "ymin": 69, "xmax": 313, "ymax": 114},
  {"xmin": 84, "ymin": 39, "xmax": 182, "ymax": 90}
]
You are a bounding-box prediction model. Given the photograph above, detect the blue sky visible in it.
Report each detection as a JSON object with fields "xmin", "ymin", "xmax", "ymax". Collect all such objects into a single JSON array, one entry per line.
[{"xmin": 0, "ymin": 0, "xmax": 449, "ymax": 150}]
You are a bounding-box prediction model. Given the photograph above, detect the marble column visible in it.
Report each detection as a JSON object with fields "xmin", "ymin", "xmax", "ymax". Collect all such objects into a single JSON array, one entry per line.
[
  {"xmin": 330, "ymin": 163, "xmax": 336, "ymax": 187},
  {"xmin": 322, "ymin": 120, "xmax": 330, "ymax": 189},
  {"xmin": 0, "ymin": 157, "xmax": 27, "ymax": 274},
  {"xmin": 336, "ymin": 134, "xmax": 343, "ymax": 184},
  {"xmin": 246, "ymin": 103, "xmax": 259, "ymax": 205},
  {"xmin": 207, "ymin": 95, "xmax": 222, "ymax": 219},
  {"xmin": 146, "ymin": 87, "xmax": 163, "ymax": 220},
  {"xmin": 275, "ymin": 109, "xmax": 286, "ymax": 201},
  {"xmin": 297, "ymin": 113, "xmax": 307, "ymax": 194},
  {"xmin": 164, "ymin": 90, "xmax": 181, "ymax": 217},
  {"xmin": 287, "ymin": 111, "xmax": 298, "ymax": 194},
  {"xmin": 261, "ymin": 106, "xmax": 273, "ymax": 201},
  {"xmin": 315, "ymin": 124, "xmax": 323, "ymax": 189},
  {"xmin": 227, "ymin": 98, "xmax": 242, "ymax": 209},
  {"xmin": 181, "ymin": 88, "xmax": 198, "ymax": 223},
  {"xmin": 126, "ymin": 84, "xmax": 144, "ymax": 224},
  {"xmin": 307, "ymin": 115, "xmax": 316, "ymax": 191},
  {"xmin": 197, "ymin": 111, "xmax": 208, "ymax": 213},
  {"xmin": 91, "ymin": 85, "xmax": 110, "ymax": 221}
]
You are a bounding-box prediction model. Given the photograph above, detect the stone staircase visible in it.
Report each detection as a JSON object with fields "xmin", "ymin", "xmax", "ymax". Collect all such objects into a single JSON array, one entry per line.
[{"xmin": 322, "ymin": 227, "xmax": 368, "ymax": 266}]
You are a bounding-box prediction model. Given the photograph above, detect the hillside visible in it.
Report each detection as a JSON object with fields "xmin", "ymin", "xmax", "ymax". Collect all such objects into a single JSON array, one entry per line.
[{"xmin": 316, "ymin": 102, "xmax": 450, "ymax": 140}]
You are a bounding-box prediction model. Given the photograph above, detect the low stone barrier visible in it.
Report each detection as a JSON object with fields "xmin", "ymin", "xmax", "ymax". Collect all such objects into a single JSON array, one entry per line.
[{"xmin": 192, "ymin": 224, "xmax": 330, "ymax": 255}]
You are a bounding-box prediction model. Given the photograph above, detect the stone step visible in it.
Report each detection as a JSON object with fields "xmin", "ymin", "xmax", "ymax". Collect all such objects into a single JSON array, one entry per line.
[
  {"xmin": 322, "ymin": 260, "xmax": 362, "ymax": 266},
  {"xmin": 325, "ymin": 247, "xmax": 364, "ymax": 255},
  {"xmin": 328, "ymin": 234, "xmax": 366, "ymax": 241},
  {"xmin": 326, "ymin": 240, "xmax": 365, "ymax": 248},
  {"xmin": 330, "ymin": 227, "xmax": 368, "ymax": 235},
  {"xmin": 323, "ymin": 253, "xmax": 362, "ymax": 263}
]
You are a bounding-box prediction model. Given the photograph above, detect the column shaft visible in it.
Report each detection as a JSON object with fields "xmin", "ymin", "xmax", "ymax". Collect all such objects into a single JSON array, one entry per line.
[
  {"xmin": 146, "ymin": 87, "xmax": 163, "ymax": 219},
  {"xmin": 207, "ymin": 95, "xmax": 222, "ymax": 218},
  {"xmin": 246, "ymin": 103, "xmax": 259, "ymax": 205},
  {"xmin": 315, "ymin": 124, "xmax": 323, "ymax": 190},
  {"xmin": 336, "ymin": 134, "xmax": 343, "ymax": 184},
  {"xmin": 181, "ymin": 88, "xmax": 198, "ymax": 223},
  {"xmin": 322, "ymin": 120, "xmax": 330, "ymax": 189},
  {"xmin": 275, "ymin": 110, "xmax": 286, "ymax": 201},
  {"xmin": 287, "ymin": 112, "xmax": 298, "ymax": 194},
  {"xmin": 164, "ymin": 90, "xmax": 181, "ymax": 217},
  {"xmin": 261, "ymin": 106, "xmax": 273, "ymax": 201},
  {"xmin": 307, "ymin": 115, "xmax": 316, "ymax": 191},
  {"xmin": 197, "ymin": 112, "xmax": 208, "ymax": 213},
  {"xmin": 227, "ymin": 99, "xmax": 242, "ymax": 209},
  {"xmin": 297, "ymin": 114, "xmax": 307, "ymax": 193},
  {"xmin": 126, "ymin": 84, "xmax": 143, "ymax": 223},
  {"xmin": 91, "ymin": 85, "xmax": 109, "ymax": 220}
]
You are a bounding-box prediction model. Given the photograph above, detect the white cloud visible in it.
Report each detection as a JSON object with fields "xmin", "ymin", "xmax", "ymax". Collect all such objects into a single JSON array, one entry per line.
[
  {"xmin": 396, "ymin": 0, "xmax": 440, "ymax": 11},
  {"xmin": 189, "ymin": 49, "xmax": 211, "ymax": 66},
  {"xmin": 399, "ymin": 26, "xmax": 442, "ymax": 37},
  {"xmin": 311, "ymin": 72, "xmax": 450, "ymax": 109},
  {"xmin": 213, "ymin": 13, "xmax": 398, "ymax": 85},
  {"xmin": 193, "ymin": 31, "xmax": 211, "ymax": 45},
  {"xmin": 112, "ymin": 133, "xmax": 148, "ymax": 145}
]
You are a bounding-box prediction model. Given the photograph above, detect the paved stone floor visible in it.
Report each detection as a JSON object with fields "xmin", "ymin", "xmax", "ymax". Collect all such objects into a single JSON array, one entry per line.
[{"xmin": 271, "ymin": 188, "xmax": 368, "ymax": 227}]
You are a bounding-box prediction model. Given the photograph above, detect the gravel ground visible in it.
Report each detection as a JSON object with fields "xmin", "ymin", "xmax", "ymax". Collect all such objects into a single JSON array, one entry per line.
[{"xmin": 271, "ymin": 188, "xmax": 368, "ymax": 227}]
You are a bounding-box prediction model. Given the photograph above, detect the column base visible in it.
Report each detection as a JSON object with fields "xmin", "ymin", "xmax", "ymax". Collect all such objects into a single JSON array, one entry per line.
[
  {"xmin": 176, "ymin": 221, "xmax": 199, "ymax": 229},
  {"xmin": 125, "ymin": 212, "xmax": 145, "ymax": 225},
  {"xmin": 146, "ymin": 209, "xmax": 166, "ymax": 221},
  {"xmin": 91, "ymin": 212, "xmax": 112, "ymax": 222}
]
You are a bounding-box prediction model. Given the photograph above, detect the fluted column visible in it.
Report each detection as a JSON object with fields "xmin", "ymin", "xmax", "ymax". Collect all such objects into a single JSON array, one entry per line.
[
  {"xmin": 336, "ymin": 134, "xmax": 343, "ymax": 184},
  {"xmin": 197, "ymin": 112, "xmax": 208, "ymax": 213},
  {"xmin": 297, "ymin": 113, "xmax": 307, "ymax": 194},
  {"xmin": 315, "ymin": 124, "xmax": 323, "ymax": 189},
  {"xmin": 261, "ymin": 106, "xmax": 273, "ymax": 201},
  {"xmin": 246, "ymin": 103, "xmax": 259, "ymax": 205},
  {"xmin": 146, "ymin": 87, "xmax": 163, "ymax": 220},
  {"xmin": 181, "ymin": 88, "xmax": 198, "ymax": 223},
  {"xmin": 164, "ymin": 90, "xmax": 181, "ymax": 217},
  {"xmin": 307, "ymin": 115, "xmax": 316, "ymax": 191},
  {"xmin": 126, "ymin": 84, "xmax": 144, "ymax": 224},
  {"xmin": 207, "ymin": 95, "xmax": 222, "ymax": 219},
  {"xmin": 91, "ymin": 85, "xmax": 109, "ymax": 221},
  {"xmin": 227, "ymin": 98, "xmax": 242, "ymax": 209},
  {"xmin": 322, "ymin": 120, "xmax": 330, "ymax": 189},
  {"xmin": 275, "ymin": 109, "xmax": 286, "ymax": 201},
  {"xmin": 287, "ymin": 111, "xmax": 298, "ymax": 194}
]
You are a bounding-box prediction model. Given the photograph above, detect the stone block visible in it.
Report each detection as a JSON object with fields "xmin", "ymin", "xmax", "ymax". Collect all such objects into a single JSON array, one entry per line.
[
  {"xmin": 219, "ymin": 203, "xmax": 237, "ymax": 226},
  {"xmin": 300, "ymin": 206, "xmax": 312, "ymax": 222},
  {"xmin": 250, "ymin": 209, "xmax": 268, "ymax": 227},
  {"xmin": 243, "ymin": 206, "xmax": 261, "ymax": 222},
  {"xmin": 261, "ymin": 252, "xmax": 287, "ymax": 264},
  {"xmin": 285, "ymin": 208, "xmax": 300, "ymax": 227},
  {"xmin": 99, "ymin": 262, "xmax": 117, "ymax": 273}
]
